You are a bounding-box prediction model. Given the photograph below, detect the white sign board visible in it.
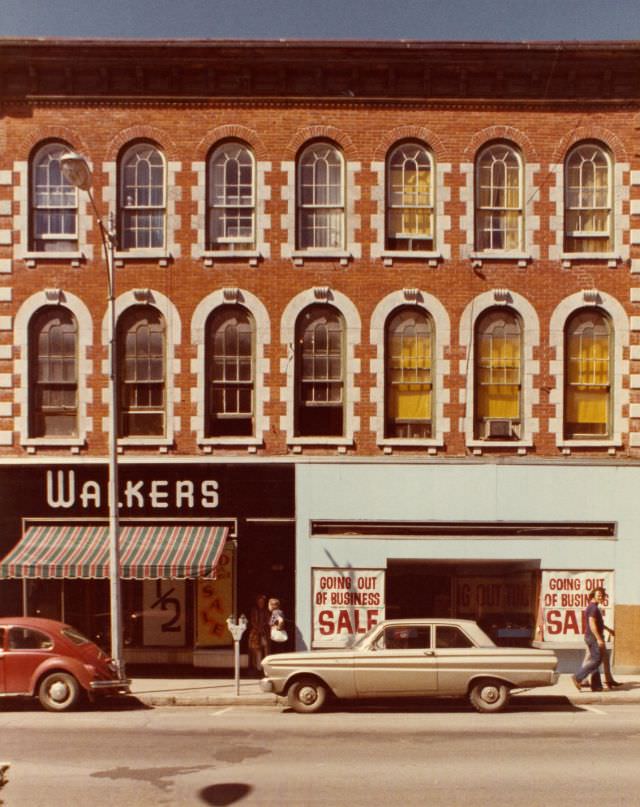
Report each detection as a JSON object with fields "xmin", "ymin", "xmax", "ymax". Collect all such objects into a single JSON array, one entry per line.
[
  {"xmin": 142, "ymin": 579, "xmax": 186, "ymax": 646},
  {"xmin": 312, "ymin": 568, "xmax": 385, "ymax": 648},
  {"xmin": 537, "ymin": 571, "xmax": 614, "ymax": 643}
]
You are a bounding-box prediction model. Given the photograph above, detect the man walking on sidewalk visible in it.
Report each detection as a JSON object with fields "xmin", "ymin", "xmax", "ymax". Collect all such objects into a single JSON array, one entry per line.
[{"xmin": 572, "ymin": 587, "xmax": 607, "ymax": 692}]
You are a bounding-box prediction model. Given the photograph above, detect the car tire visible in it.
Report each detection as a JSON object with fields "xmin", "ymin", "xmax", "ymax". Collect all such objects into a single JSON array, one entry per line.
[
  {"xmin": 287, "ymin": 676, "xmax": 328, "ymax": 714},
  {"xmin": 469, "ymin": 680, "xmax": 510, "ymax": 713},
  {"xmin": 38, "ymin": 672, "xmax": 81, "ymax": 712}
]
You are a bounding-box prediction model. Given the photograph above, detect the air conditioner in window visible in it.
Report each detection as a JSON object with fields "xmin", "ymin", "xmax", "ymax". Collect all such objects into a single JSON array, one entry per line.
[{"xmin": 484, "ymin": 419, "xmax": 518, "ymax": 439}]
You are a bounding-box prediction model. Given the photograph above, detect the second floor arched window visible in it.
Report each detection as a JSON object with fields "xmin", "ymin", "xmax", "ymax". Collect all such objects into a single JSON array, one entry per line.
[
  {"xmin": 476, "ymin": 143, "xmax": 522, "ymax": 252},
  {"xmin": 118, "ymin": 306, "xmax": 165, "ymax": 437},
  {"xmin": 564, "ymin": 143, "xmax": 612, "ymax": 253},
  {"xmin": 206, "ymin": 306, "xmax": 254, "ymax": 437},
  {"xmin": 29, "ymin": 306, "xmax": 78, "ymax": 437},
  {"xmin": 564, "ymin": 309, "xmax": 611, "ymax": 438},
  {"xmin": 295, "ymin": 305, "xmax": 344, "ymax": 436},
  {"xmin": 386, "ymin": 143, "xmax": 434, "ymax": 251},
  {"xmin": 475, "ymin": 308, "xmax": 522, "ymax": 439},
  {"xmin": 385, "ymin": 308, "xmax": 433, "ymax": 438},
  {"xmin": 31, "ymin": 142, "xmax": 78, "ymax": 253},
  {"xmin": 208, "ymin": 142, "xmax": 255, "ymax": 251},
  {"xmin": 119, "ymin": 143, "xmax": 166, "ymax": 250},
  {"xmin": 297, "ymin": 143, "xmax": 344, "ymax": 250}
]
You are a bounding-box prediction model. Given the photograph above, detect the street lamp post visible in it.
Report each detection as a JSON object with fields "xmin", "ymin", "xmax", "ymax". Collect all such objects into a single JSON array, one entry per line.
[{"xmin": 60, "ymin": 152, "xmax": 125, "ymax": 680}]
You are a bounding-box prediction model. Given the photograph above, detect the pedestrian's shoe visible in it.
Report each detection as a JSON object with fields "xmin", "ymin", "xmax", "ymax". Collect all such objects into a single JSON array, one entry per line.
[
  {"xmin": 591, "ymin": 686, "xmax": 603, "ymax": 692},
  {"xmin": 604, "ymin": 680, "xmax": 623, "ymax": 689},
  {"xmin": 571, "ymin": 675, "xmax": 587, "ymax": 691}
]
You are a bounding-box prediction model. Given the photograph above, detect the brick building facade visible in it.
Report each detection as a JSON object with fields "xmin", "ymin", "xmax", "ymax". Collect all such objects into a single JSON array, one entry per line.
[{"xmin": 0, "ymin": 39, "xmax": 639, "ymax": 670}]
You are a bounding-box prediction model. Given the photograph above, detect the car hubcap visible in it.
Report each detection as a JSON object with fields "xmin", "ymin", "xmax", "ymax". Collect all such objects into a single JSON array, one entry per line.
[
  {"xmin": 299, "ymin": 686, "xmax": 317, "ymax": 705},
  {"xmin": 481, "ymin": 685, "xmax": 500, "ymax": 704},
  {"xmin": 49, "ymin": 681, "xmax": 69, "ymax": 703}
]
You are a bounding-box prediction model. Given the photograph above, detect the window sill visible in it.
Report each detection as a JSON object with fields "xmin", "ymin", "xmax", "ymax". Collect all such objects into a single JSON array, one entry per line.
[
  {"xmin": 198, "ymin": 437, "xmax": 263, "ymax": 446},
  {"xmin": 287, "ymin": 437, "xmax": 354, "ymax": 447},
  {"xmin": 200, "ymin": 250, "xmax": 262, "ymax": 267},
  {"xmin": 22, "ymin": 437, "xmax": 86, "ymax": 448},
  {"xmin": 560, "ymin": 253, "xmax": 620, "ymax": 265},
  {"xmin": 378, "ymin": 438, "xmax": 444, "ymax": 448},
  {"xmin": 381, "ymin": 251, "xmax": 442, "ymax": 266},
  {"xmin": 114, "ymin": 251, "xmax": 172, "ymax": 263},
  {"xmin": 470, "ymin": 252, "xmax": 531, "ymax": 265},
  {"xmin": 23, "ymin": 251, "xmax": 85, "ymax": 265},
  {"xmin": 466, "ymin": 439, "xmax": 533, "ymax": 449},
  {"xmin": 556, "ymin": 438, "xmax": 622, "ymax": 449},
  {"xmin": 117, "ymin": 437, "xmax": 173, "ymax": 449},
  {"xmin": 291, "ymin": 250, "xmax": 352, "ymax": 266}
]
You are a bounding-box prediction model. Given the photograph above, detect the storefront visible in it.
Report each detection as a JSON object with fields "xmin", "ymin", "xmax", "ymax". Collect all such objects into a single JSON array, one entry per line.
[
  {"xmin": 296, "ymin": 462, "xmax": 639, "ymax": 672},
  {"xmin": 0, "ymin": 461, "xmax": 294, "ymax": 667}
]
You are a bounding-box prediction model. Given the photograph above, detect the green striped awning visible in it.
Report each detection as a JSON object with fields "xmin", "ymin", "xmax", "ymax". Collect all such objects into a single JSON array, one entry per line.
[{"xmin": 0, "ymin": 524, "xmax": 228, "ymax": 580}]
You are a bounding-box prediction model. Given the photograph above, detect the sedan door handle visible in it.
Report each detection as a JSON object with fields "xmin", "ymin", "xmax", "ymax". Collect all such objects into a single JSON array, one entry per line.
[{"xmin": 424, "ymin": 650, "xmax": 435, "ymax": 656}]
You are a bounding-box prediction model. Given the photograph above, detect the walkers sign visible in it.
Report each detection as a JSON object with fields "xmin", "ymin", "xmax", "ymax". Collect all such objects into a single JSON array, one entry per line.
[{"xmin": 536, "ymin": 570, "xmax": 614, "ymax": 642}]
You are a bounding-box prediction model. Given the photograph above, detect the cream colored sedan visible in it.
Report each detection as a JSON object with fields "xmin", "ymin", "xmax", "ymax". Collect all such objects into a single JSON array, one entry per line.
[{"xmin": 260, "ymin": 618, "xmax": 558, "ymax": 713}]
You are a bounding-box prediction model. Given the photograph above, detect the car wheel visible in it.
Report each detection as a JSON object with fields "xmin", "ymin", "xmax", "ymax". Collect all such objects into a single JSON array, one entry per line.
[
  {"xmin": 287, "ymin": 676, "xmax": 328, "ymax": 714},
  {"xmin": 469, "ymin": 680, "xmax": 510, "ymax": 713},
  {"xmin": 38, "ymin": 672, "xmax": 81, "ymax": 712}
]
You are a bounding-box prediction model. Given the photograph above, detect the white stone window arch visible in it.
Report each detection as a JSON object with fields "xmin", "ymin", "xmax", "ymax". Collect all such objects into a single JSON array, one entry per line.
[
  {"xmin": 110, "ymin": 289, "xmax": 180, "ymax": 446},
  {"xmin": 281, "ymin": 288, "xmax": 361, "ymax": 446},
  {"xmin": 549, "ymin": 290, "xmax": 628, "ymax": 448},
  {"xmin": 460, "ymin": 290, "xmax": 539, "ymax": 448},
  {"xmin": 370, "ymin": 290, "xmax": 450, "ymax": 448},
  {"xmin": 15, "ymin": 290, "xmax": 92, "ymax": 448},
  {"xmin": 191, "ymin": 289, "xmax": 270, "ymax": 446}
]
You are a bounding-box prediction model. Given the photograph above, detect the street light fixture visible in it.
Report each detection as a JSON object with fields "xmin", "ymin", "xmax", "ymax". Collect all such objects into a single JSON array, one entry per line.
[{"xmin": 60, "ymin": 152, "xmax": 125, "ymax": 681}]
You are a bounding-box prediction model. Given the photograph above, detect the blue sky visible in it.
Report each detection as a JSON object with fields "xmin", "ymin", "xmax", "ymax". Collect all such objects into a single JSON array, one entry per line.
[{"xmin": 1, "ymin": 0, "xmax": 640, "ymax": 40}]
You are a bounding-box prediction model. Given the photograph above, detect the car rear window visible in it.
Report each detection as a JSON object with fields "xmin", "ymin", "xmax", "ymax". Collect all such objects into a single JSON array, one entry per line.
[
  {"xmin": 435, "ymin": 626, "xmax": 474, "ymax": 649},
  {"xmin": 61, "ymin": 627, "xmax": 90, "ymax": 646}
]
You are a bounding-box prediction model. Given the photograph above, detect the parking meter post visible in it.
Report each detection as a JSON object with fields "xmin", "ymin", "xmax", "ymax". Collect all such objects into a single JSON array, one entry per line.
[{"xmin": 226, "ymin": 615, "xmax": 248, "ymax": 696}]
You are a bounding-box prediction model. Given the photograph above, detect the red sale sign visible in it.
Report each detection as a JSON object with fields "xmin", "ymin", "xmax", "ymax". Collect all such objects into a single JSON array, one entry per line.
[
  {"xmin": 536, "ymin": 571, "xmax": 614, "ymax": 643},
  {"xmin": 312, "ymin": 568, "xmax": 385, "ymax": 648}
]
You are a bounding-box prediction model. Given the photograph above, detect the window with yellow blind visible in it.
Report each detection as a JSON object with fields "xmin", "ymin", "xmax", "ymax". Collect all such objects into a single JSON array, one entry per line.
[
  {"xmin": 564, "ymin": 143, "xmax": 612, "ymax": 254},
  {"xmin": 475, "ymin": 309, "xmax": 521, "ymax": 439},
  {"xmin": 386, "ymin": 143, "xmax": 434, "ymax": 251},
  {"xmin": 564, "ymin": 309, "xmax": 611, "ymax": 438},
  {"xmin": 475, "ymin": 144, "xmax": 522, "ymax": 252},
  {"xmin": 385, "ymin": 309, "xmax": 433, "ymax": 438}
]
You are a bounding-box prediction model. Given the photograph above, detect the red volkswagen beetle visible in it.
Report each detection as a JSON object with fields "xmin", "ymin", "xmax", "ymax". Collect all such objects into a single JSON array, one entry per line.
[{"xmin": 0, "ymin": 617, "xmax": 130, "ymax": 712}]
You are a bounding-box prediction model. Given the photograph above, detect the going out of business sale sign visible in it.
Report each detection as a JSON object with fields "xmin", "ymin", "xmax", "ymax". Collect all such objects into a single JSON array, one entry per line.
[
  {"xmin": 538, "ymin": 570, "xmax": 614, "ymax": 642},
  {"xmin": 312, "ymin": 568, "xmax": 385, "ymax": 648}
]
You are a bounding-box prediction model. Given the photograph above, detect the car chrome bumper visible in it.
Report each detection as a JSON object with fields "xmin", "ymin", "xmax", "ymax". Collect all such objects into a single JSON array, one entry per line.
[
  {"xmin": 259, "ymin": 678, "xmax": 274, "ymax": 693},
  {"xmin": 90, "ymin": 678, "xmax": 131, "ymax": 693}
]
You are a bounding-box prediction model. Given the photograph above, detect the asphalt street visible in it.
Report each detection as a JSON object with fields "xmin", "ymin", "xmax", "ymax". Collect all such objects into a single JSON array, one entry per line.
[{"xmin": 1, "ymin": 700, "xmax": 640, "ymax": 806}]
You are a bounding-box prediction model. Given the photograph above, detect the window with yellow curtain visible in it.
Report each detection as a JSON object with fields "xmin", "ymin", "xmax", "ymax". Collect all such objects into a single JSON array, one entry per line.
[
  {"xmin": 564, "ymin": 143, "xmax": 612, "ymax": 254},
  {"xmin": 565, "ymin": 309, "xmax": 611, "ymax": 438},
  {"xmin": 476, "ymin": 144, "xmax": 522, "ymax": 252},
  {"xmin": 475, "ymin": 309, "xmax": 521, "ymax": 438},
  {"xmin": 386, "ymin": 308, "xmax": 433, "ymax": 438},
  {"xmin": 387, "ymin": 143, "xmax": 433, "ymax": 251}
]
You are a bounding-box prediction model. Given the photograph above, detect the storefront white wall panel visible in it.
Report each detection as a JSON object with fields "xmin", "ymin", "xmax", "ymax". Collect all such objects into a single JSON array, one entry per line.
[{"xmin": 294, "ymin": 462, "xmax": 640, "ymax": 649}]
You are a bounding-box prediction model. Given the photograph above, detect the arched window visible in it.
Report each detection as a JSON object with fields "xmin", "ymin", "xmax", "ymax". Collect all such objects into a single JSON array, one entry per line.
[
  {"xmin": 119, "ymin": 143, "xmax": 165, "ymax": 250},
  {"xmin": 476, "ymin": 143, "xmax": 522, "ymax": 251},
  {"xmin": 297, "ymin": 143, "xmax": 344, "ymax": 250},
  {"xmin": 208, "ymin": 142, "xmax": 255, "ymax": 251},
  {"xmin": 564, "ymin": 143, "xmax": 612, "ymax": 253},
  {"xmin": 31, "ymin": 143, "xmax": 78, "ymax": 252},
  {"xmin": 386, "ymin": 143, "xmax": 434, "ymax": 251},
  {"xmin": 385, "ymin": 308, "xmax": 433, "ymax": 438},
  {"xmin": 475, "ymin": 309, "xmax": 522, "ymax": 439},
  {"xmin": 206, "ymin": 306, "xmax": 254, "ymax": 437},
  {"xmin": 564, "ymin": 309, "xmax": 611, "ymax": 438},
  {"xmin": 29, "ymin": 307, "xmax": 78, "ymax": 437},
  {"xmin": 118, "ymin": 307, "xmax": 165, "ymax": 437},
  {"xmin": 295, "ymin": 305, "xmax": 344, "ymax": 436}
]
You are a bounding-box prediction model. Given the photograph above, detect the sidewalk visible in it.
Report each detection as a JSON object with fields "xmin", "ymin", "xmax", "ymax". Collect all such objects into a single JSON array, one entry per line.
[{"xmin": 126, "ymin": 673, "xmax": 640, "ymax": 708}]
